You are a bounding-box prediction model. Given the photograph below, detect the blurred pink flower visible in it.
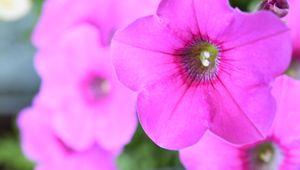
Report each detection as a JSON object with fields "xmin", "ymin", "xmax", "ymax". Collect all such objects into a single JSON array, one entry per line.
[
  {"xmin": 180, "ymin": 75, "xmax": 300, "ymax": 170},
  {"xmin": 18, "ymin": 103, "xmax": 117, "ymax": 170},
  {"xmin": 286, "ymin": 0, "xmax": 300, "ymax": 58},
  {"xmin": 33, "ymin": 0, "xmax": 159, "ymax": 48},
  {"xmin": 111, "ymin": 0, "xmax": 292, "ymax": 149},
  {"xmin": 35, "ymin": 24, "xmax": 137, "ymax": 151}
]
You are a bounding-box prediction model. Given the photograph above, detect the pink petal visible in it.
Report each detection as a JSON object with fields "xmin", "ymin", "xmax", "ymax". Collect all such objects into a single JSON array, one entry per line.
[
  {"xmin": 34, "ymin": 24, "xmax": 106, "ymax": 90},
  {"xmin": 220, "ymin": 11, "xmax": 291, "ymax": 77},
  {"xmin": 112, "ymin": 16, "xmax": 182, "ymax": 90},
  {"xmin": 157, "ymin": 0, "xmax": 199, "ymax": 36},
  {"xmin": 32, "ymin": 0, "xmax": 113, "ymax": 48},
  {"xmin": 180, "ymin": 131, "xmax": 242, "ymax": 170},
  {"xmin": 18, "ymin": 102, "xmax": 118, "ymax": 170},
  {"xmin": 112, "ymin": 0, "xmax": 234, "ymax": 91},
  {"xmin": 36, "ymin": 23, "xmax": 108, "ymax": 75},
  {"xmin": 209, "ymin": 70, "xmax": 276, "ymax": 144},
  {"xmin": 52, "ymin": 106, "xmax": 96, "ymax": 151},
  {"xmin": 36, "ymin": 23, "xmax": 137, "ymax": 151},
  {"xmin": 206, "ymin": 10, "xmax": 291, "ymax": 144},
  {"xmin": 33, "ymin": 0, "xmax": 159, "ymax": 48},
  {"xmin": 193, "ymin": 0, "xmax": 234, "ymax": 40},
  {"xmin": 137, "ymin": 77, "xmax": 208, "ymax": 149},
  {"xmin": 271, "ymin": 76, "xmax": 300, "ymax": 145},
  {"xmin": 17, "ymin": 105, "xmax": 66, "ymax": 163},
  {"xmin": 65, "ymin": 146, "xmax": 117, "ymax": 170},
  {"xmin": 281, "ymin": 142, "xmax": 300, "ymax": 169},
  {"xmin": 95, "ymin": 78, "xmax": 138, "ymax": 150},
  {"xmin": 285, "ymin": 0, "xmax": 300, "ymax": 57},
  {"xmin": 35, "ymin": 146, "xmax": 117, "ymax": 170}
]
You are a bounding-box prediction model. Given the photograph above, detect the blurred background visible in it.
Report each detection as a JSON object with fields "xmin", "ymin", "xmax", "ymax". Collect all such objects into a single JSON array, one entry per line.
[{"xmin": 0, "ymin": 0, "xmax": 293, "ymax": 170}]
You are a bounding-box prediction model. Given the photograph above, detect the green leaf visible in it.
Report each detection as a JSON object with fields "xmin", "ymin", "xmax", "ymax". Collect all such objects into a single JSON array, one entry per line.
[
  {"xmin": 0, "ymin": 135, "xmax": 34, "ymax": 170},
  {"xmin": 117, "ymin": 124, "xmax": 184, "ymax": 170}
]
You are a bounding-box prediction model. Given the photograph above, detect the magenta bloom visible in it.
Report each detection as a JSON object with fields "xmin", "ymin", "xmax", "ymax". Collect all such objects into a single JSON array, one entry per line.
[
  {"xmin": 285, "ymin": 0, "xmax": 300, "ymax": 57},
  {"xmin": 35, "ymin": 24, "xmax": 137, "ymax": 151},
  {"xmin": 33, "ymin": 0, "xmax": 159, "ymax": 48},
  {"xmin": 18, "ymin": 103, "xmax": 117, "ymax": 170},
  {"xmin": 180, "ymin": 75, "xmax": 300, "ymax": 170},
  {"xmin": 111, "ymin": 0, "xmax": 292, "ymax": 149}
]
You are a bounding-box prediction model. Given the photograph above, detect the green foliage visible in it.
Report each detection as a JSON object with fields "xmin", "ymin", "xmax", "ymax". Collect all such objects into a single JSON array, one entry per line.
[
  {"xmin": 230, "ymin": 0, "xmax": 261, "ymax": 11},
  {"xmin": 117, "ymin": 125, "xmax": 184, "ymax": 170},
  {"xmin": 0, "ymin": 135, "xmax": 34, "ymax": 170}
]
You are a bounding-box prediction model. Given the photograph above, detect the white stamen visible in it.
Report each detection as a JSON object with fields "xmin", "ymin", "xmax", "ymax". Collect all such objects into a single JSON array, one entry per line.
[
  {"xmin": 99, "ymin": 80, "xmax": 110, "ymax": 94},
  {"xmin": 259, "ymin": 150, "xmax": 273, "ymax": 163},
  {"xmin": 203, "ymin": 51, "xmax": 210, "ymax": 58},
  {"xmin": 200, "ymin": 51, "xmax": 211, "ymax": 67},
  {"xmin": 90, "ymin": 78, "xmax": 111, "ymax": 99}
]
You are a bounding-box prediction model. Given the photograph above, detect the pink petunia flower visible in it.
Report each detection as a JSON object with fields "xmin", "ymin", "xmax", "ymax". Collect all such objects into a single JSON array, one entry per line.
[
  {"xmin": 18, "ymin": 102, "xmax": 117, "ymax": 170},
  {"xmin": 111, "ymin": 0, "xmax": 292, "ymax": 149},
  {"xmin": 179, "ymin": 75, "xmax": 300, "ymax": 170},
  {"xmin": 286, "ymin": 0, "xmax": 300, "ymax": 58},
  {"xmin": 32, "ymin": 0, "xmax": 159, "ymax": 48},
  {"xmin": 35, "ymin": 23, "xmax": 137, "ymax": 152}
]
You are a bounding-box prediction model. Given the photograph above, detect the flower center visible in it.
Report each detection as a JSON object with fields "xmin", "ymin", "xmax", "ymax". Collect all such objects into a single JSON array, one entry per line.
[
  {"xmin": 179, "ymin": 41, "xmax": 219, "ymax": 83},
  {"xmin": 89, "ymin": 77, "xmax": 111, "ymax": 99},
  {"xmin": 81, "ymin": 74, "xmax": 112, "ymax": 104},
  {"xmin": 254, "ymin": 142, "xmax": 275, "ymax": 164},
  {"xmin": 244, "ymin": 141, "xmax": 283, "ymax": 170},
  {"xmin": 197, "ymin": 43, "xmax": 218, "ymax": 68}
]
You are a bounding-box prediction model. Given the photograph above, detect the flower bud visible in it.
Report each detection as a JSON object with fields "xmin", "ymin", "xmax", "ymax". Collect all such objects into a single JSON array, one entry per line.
[{"xmin": 259, "ymin": 0, "xmax": 289, "ymax": 18}]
